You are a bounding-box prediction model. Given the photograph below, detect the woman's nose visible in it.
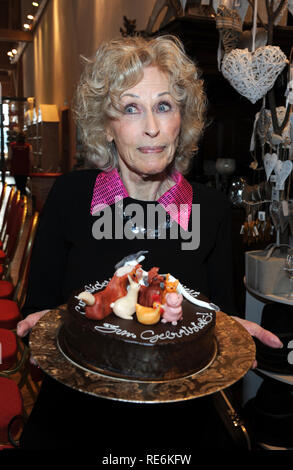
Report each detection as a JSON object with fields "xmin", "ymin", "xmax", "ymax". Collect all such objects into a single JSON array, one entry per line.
[{"xmin": 144, "ymin": 111, "xmax": 160, "ymax": 137}]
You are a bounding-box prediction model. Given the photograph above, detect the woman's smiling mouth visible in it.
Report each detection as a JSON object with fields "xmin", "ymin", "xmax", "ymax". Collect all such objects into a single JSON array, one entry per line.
[{"xmin": 138, "ymin": 146, "xmax": 166, "ymax": 154}]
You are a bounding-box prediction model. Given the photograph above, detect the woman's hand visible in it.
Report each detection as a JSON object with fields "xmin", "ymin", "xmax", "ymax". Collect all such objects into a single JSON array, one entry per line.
[
  {"xmin": 232, "ymin": 316, "xmax": 283, "ymax": 369},
  {"xmin": 17, "ymin": 310, "xmax": 50, "ymax": 365},
  {"xmin": 16, "ymin": 310, "xmax": 50, "ymax": 338}
]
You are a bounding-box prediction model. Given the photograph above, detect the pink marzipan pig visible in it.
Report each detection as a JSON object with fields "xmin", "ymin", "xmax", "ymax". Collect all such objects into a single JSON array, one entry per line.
[{"xmin": 161, "ymin": 292, "xmax": 183, "ymax": 326}]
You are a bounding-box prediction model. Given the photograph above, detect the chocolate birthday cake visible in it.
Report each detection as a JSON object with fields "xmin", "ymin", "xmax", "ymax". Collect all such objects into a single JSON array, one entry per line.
[{"xmin": 60, "ymin": 253, "xmax": 217, "ymax": 381}]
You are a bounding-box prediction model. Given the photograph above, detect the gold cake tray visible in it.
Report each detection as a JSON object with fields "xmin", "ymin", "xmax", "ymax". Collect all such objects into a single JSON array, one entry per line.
[{"xmin": 29, "ymin": 306, "xmax": 256, "ymax": 403}]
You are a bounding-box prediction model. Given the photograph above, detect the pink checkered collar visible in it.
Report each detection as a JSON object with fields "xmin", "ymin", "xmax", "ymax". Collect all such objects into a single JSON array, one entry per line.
[{"xmin": 90, "ymin": 168, "xmax": 193, "ymax": 230}]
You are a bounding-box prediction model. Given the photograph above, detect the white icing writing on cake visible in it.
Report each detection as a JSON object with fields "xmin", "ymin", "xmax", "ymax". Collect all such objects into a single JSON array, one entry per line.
[
  {"xmin": 74, "ymin": 297, "xmax": 86, "ymax": 315},
  {"xmin": 93, "ymin": 313, "xmax": 213, "ymax": 343},
  {"xmin": 141, "ymin": 314, "xmax": 213, "ymax": 343},
  {"xmin": 83, "ymin": 280, "xmax": 108, "ymax": 293},
  {"xmin": 94, "ymin": 323, "xmax": 137, "ymax": 339},
  {"xmin": 74, "ymin": 280, "xmax": 109, "ymax": 314}
]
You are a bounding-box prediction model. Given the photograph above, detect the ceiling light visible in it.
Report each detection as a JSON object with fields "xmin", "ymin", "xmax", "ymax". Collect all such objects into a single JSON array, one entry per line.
[
  {"xmin": 11, "ymin": 49, "xmax": 17, "ymax": 55},
  {"xmin": 7, "ymin": 51, "xmax": 13, "ymax": 57},
  {"xmin": 23, "ymin": 23, "xmax": 31, "ymax": 29},
  {"xmin": 27, "ymin": 14, "xmax": 34, "ymax": 20},
  {"xmin": 32, "ymin": 2, "xmax": 39, "ymax": 6}
]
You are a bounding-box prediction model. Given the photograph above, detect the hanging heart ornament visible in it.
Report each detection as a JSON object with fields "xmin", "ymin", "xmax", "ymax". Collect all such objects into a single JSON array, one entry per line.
[
  {"xmin": 274, "ymin": 160, "xmax": 293, "ymax": 190},
  {"xmin": 221, "ymin": 46, "xmax": 288, "ymax": 104},
  {"xmin": 255, "ymin": 107, "xmax": 291, "ymax": 148},
  {"xmin": 263, "ymin": 153, "xmax": 278, "ymax": 181}
]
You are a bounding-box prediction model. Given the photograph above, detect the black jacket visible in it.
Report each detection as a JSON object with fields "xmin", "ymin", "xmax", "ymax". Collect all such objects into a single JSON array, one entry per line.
[{"xmin": 23, "ymin": 169, "xmax": 235, "ymax": 317}]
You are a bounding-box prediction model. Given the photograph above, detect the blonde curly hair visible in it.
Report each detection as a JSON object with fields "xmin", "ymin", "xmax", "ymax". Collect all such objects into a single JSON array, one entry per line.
[{"xmin": 74, "ymin": 35, "xmax": 207, "ymax": 174}]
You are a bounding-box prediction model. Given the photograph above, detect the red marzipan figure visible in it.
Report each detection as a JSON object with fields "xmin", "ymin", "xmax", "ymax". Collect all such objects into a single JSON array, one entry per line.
[
  {"xmin": 85, "ymin": 264, "xmax": 142, "ymax": 320},
  {"xmin": 138, "ymin": 267, "xmax": 165, "ymax": 308}
]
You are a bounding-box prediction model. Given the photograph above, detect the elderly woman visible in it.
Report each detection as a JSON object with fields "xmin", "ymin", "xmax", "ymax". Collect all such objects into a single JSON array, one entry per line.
[{"xmin": 17, "ymin": 35, "xmax": 282, "ymax": 450}]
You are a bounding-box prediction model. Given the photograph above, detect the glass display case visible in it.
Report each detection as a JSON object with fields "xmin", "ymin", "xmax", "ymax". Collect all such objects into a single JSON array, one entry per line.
[{"xmin": 24, "ymin": 101, "xmax": 60, "ymax": 172}]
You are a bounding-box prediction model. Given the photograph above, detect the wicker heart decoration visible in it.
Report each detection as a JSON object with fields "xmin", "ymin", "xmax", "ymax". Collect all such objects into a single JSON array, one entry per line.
[{"xmin": 221, "ymin": 46, "xmax": 288, "ymax": 104}]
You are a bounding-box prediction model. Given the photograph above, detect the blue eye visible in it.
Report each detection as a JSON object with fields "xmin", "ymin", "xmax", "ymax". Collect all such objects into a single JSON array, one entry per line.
[
  {"xmin": 157, "ymin": 102, "xmax": 171, "ymax": 112},
  {"xmin": 124, "ymin": 104, "xmax": 138, "ymax": 114}
]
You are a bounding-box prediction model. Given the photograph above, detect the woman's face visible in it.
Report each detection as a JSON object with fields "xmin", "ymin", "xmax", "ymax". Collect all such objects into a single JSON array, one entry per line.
[{"xmin": 106, "ymin": 66, "xmax": 181, "ymax": 177}]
